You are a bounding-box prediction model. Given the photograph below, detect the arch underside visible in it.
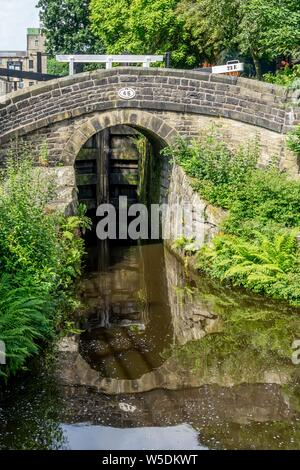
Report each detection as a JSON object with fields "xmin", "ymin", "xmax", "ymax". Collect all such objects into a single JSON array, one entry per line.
[{"xmin": 63, "ymin": 109, "xmax": 179, "ymax": 165}]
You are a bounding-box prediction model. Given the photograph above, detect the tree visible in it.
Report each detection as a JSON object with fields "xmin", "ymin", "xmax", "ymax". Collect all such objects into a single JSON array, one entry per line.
[
  {"xmin": 238, "ymin": 0, "xmax": 300, "ymax": 78},
  {"xmin": 177, "ymin": 0, "xmax": 300, "ymax": 77},
  {"xmin": 176, "ymin": 0, "xmax": 241, "ymax": 65},
  {"xmin": 37, "ymin": 0, "xmax": 102, "ymax": 55},
  {"xmin": 40, "ymin": 0, "xmax": 300, "ymax": 78},
  {"xmin": 47, "ymin": 58, "xmax": 69, "ymax": 76},
  {"xmin": 89, "ymin": 0, "xmax": 199, "ymax": 67}
]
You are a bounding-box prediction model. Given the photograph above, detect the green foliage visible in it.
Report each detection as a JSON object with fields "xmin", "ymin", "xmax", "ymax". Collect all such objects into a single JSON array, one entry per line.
[
  {"xmin": 166, "ymin": 128, "xmax": 300, "ymax": 305},
  {"xmin": 287, "ymin": 124, "xmax": 300, "ymax": 157},
  {"xmin": 47, "ymin": 58, "xmax": 69, "ymax": 77},
  {"xmin": 61, "ymin": 321, "xmax": 84, "ymax": 337},
  {"xmin": 57, "ymin": 212, "xmax": 91, "ymax": 289},
  {"xmin": 172, "ymin": 236, "xmax": 198, "ymax": 255},
  {"xmin": 226, "ymin": 169, "xmax": 300, "ymax": 233},
  {"xmin": 0, "ymin": 282, "xmax": 54, "ymax": 379},
  {"xmin": 166, "ymin": 129, "xmax": 300, "ymax": 229},
  {"xmin": 163, "ymin": 127, "xmax": 259, "ymax": 208},
  {"xmin": 89, "ymin": 0, "xmax": 243, "ymax": 68},
  {"xmin": 37, "ymin": 0, "xmax": 300, "ymax": 77},
  {"xmin": 0, "ymin": 152, "xmax": 90, "ymax": 380},
  {"xmin": 38, "ymin": 0, "xmax": 300, "ymax": 76},
  {"xmin": 0, "ymin": 154, "xmax": 57, "ymax": 286},
  {"xmin": 197, "ymin": 230, "xmax": 300, "ymax": 304},
  {"xmin": 176, "ymin": 0, "xmax": 241, "ymax": 65},
  {"xmin": 90, "ymin": 0, "xmax": 199, "ymax": 68},
  {"xmin": 264, "ymin": 64, "xmax": 300, "ymax": 87},
  {"xmin": 238, "ymin": 0, "xmax": 300, "ymax": 77},
  {"xmin": 37, "ymin": 0, "xmax": 102, "ymax": 55}
]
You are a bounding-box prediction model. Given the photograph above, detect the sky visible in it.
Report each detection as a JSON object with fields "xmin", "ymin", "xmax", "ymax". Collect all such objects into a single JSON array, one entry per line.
[{"xmin": 0, "ymin": 0, "xmax": 40, "ymax": 51}]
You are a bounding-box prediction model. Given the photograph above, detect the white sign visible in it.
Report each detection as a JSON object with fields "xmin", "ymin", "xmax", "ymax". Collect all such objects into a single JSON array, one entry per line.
[
  {"xmin": 212, "ymin": 61, "xmax": 244, "ymax": 75},
  {"xmin": 118, "ymin": 87, "xmax": 136, "ymax": 100}
]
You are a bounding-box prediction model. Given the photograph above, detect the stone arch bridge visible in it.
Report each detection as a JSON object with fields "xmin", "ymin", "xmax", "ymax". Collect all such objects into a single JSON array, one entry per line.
[{"xmin": 0, "ymin": 67, "xmax": 299, "ymax": 211}]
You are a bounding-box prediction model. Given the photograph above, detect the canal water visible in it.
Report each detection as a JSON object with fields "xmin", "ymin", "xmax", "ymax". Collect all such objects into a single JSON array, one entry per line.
[{"xmin": 1, "ymin": 242, "xmax": 300, "ymax": 450}]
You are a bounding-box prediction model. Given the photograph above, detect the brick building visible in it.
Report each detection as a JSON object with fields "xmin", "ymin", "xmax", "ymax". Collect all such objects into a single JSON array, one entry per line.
[{"xmin": 0, "ymin": 28, "xmax": 47, "ymax": 91}]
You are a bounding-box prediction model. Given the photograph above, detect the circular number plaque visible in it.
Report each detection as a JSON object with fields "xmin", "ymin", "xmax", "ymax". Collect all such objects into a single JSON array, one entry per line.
[{"xmin": 118, "ymin": 87, "xmax": 136, "ymax": 100}]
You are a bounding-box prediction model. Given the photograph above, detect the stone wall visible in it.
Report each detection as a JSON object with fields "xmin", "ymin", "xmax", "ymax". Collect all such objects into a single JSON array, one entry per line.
[
  {"xmin": 2, "ymin": 109, "xmax": 296, "ymax": 170},
  {"xmin": 0, "ymin": 68, "xmax": 299, "ymax": 172},
  {"xmin": 161, "ymin": 164, "xmax": 226, "ymax": 247},
  {"xmin": 1, "ymin": 68, "xmax": 299, "ymax": 140},
  {"xmin": 0, "ymin": 67, "xmax": 299, "ymax": 212}
]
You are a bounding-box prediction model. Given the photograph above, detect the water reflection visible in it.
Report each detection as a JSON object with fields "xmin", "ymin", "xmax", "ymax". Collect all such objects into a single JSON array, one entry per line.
[
  {"xmin": 1, "ymin": 242, "xmax": 300, "ymax": 450},
  {"xmin": 61, "ymin": 423, "xmax": 204, "ymax": 450},
  {"xmin": 168, "ymin": 247, "xmax": 300, "ymax": 386},
  {"xmin": 2, "ymin": 378, "xmax": 300, "ymax": 450},
  {"xmin": 78, "ymin": 244, "xmax": 174, "ymax": 379},
  {"xmin": 64, "ymin": 243, "xmax": 300, "ymax": 390}
]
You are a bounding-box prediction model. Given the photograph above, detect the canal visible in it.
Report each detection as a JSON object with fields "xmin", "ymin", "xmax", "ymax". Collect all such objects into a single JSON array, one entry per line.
[{"xmin": 1, "ymin": 242, "xmax": 300, "ymax": 450}]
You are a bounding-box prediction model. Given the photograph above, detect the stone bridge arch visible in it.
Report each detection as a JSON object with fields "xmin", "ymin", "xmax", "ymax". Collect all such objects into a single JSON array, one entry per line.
[
  {"xmin": 0, "ymin": 67, "xmax": 299, "ymax": 211},
  {"xmin": 62, "ymin": 109, "xmax": 179, "ymax": 166}
]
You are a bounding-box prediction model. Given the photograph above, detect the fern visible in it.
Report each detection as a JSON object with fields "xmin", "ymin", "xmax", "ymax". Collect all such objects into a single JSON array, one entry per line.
[
  {"xmin": 0, "ymin": 153, "xmax": 91, "ymax": 380},
  {"xmin": 0, "ymin": 282, "xmax": 54, "ymax": 379},
  {"xmin": 198, "ymin": 230, "xmax": 300, "ymax": 302}
]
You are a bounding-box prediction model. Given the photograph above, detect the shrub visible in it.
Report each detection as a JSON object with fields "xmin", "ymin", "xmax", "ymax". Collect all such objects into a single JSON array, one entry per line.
[
  {"xmin": 288, "ymin": 124, "xmax": 300, "ymax": 157},
  {"xmin": 0, "ymin": 152, "xmax": 90, "ymax": 380},
  {"xmin": 263, "ymin": 64, "xmax": 300, "ymax": 87},
  {"xmin": 163, "ymin": 127, "xmax": 259, "ymax": 208},
  {"xmin": 0, "ymin": 155, "xmax": 59, "ymax": 289},
  {"xmin": 225, "ymin": 168, "xmax": 300, "ymax": 234},
  {"xmin": 165, "ymin": 128, "xmax": 300, "ymax": 305}
]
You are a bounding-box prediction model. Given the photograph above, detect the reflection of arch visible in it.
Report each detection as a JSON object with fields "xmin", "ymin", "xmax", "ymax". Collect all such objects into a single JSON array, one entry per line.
[
  {"xmin": 58, "ymin": 340, "xmax": 204, "ymax": 395},
  {"xmin": 62, "ymin": 109, "xmax": 179, "ymax": 165},
  {"xmin": 57, "ymin": 336, "xmax": 292, "ymax": 395}
]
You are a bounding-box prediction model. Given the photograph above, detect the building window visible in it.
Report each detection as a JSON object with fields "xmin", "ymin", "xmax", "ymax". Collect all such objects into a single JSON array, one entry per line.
[
  {"xmin": 8, "ymin": 61, "xmax": 22, "ymax": 71},
  {"xmin": 29, "ymin": 81, "xmax": 35, "ymax": 87},
  {"xmin": 29, "ymin": 60, "xmax": 34, "ymax": 69},
  {"xmin": 35, "ymin": 40, "xmax": 39, "ymax": 46}
]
